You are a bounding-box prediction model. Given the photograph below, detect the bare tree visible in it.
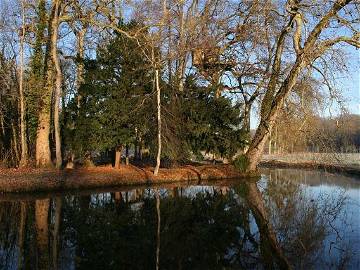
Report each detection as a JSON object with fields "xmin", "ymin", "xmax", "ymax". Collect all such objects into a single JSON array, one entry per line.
[{"xmin": 245, "ymin": 0, "xmax": 359, "ymax": 172}]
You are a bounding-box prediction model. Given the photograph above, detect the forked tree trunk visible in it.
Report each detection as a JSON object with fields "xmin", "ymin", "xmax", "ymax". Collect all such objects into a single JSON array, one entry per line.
[
  {"xmin": 244, "ymin": 0, "xmax": 353, "ymax": 172},
  {"xmin": 51, "ymin": 0, "xmax": 62, "ymax": 169}
]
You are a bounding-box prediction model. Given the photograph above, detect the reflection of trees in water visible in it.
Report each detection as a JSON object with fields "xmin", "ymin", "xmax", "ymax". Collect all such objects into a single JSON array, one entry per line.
[
  {"xmin": 0, "ymin": 176, "xmax": 352, "ymax": 269},
  {"xmin": 264, "ymin": 170, "xmax": 349, "ymax": 269}
]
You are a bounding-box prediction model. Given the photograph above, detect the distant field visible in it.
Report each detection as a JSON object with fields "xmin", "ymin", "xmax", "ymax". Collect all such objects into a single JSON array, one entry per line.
[{"xmin": 262, "ymin": 153, "xmax": 360, "ymax": 168}]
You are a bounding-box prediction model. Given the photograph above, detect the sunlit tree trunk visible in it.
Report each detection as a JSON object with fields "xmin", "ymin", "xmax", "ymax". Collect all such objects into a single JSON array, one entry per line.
[
  {"xmin": 19, "ymin": 0, "xmax": 28, "ymax": 167},
  {"xmin": 36, "ymin": 3, "xmax": 54, "ymax": 168},
  {"xmin": 11, "ymin": 121, "xmax": 20, "ymax": 164},
  {"xmin": 76, "ymin": 27, "xmax": 86, "ymax": 109},
  {"xmin": 51, "ymin": 0, "xmax": 62, "ymax": 169},
  {"xmin": 154, "ymin": 69, "xmax": 162, "ymax": 176},
  {"xmin": 114, "ymin": 145, "xmax": 122, "ymax": 169}
]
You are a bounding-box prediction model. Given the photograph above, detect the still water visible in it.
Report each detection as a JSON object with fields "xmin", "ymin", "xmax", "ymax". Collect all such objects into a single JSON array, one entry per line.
[{"xmin": 0, "ymin": 168, "xmax": 359, "ymax": 270}]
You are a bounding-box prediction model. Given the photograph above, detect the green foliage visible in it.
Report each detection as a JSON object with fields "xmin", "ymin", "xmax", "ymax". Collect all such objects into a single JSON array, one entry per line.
[
  {"xmin": 65, "ymin": 21, "xmax": 153, "ymax": 156},
  {"xmin": 233, "ymin": 154, "xmax": 249, "ymax": 172},
  {"xmin": 180, "ymin": 76, "xmax": 247, "ymax": 160}
]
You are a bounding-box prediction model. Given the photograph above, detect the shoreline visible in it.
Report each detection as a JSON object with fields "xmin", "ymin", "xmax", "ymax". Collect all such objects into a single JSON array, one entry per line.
[
  {"xmin": 259, "ymin": 160, "xmax": 360, "ymax": 178},
  {"xmin": 0, "ymin": 164, "xmax": 252, "ymax": 194}
]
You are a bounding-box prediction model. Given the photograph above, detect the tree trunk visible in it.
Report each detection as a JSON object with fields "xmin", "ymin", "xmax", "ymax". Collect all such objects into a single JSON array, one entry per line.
[
  {"xmin": 35, "ymin": 199, "xmax": 50, "ymax": 270},
  {"xmin": 19, "ymin": 0, "xmax": 28, "ymax": 167},
  {"xmin": 154, "ymin": 69, "xmax": 162, "ymax": 176},
  {"xmin": 36, "ymin": 3, "xmax": 55, "ymax": 168},
  {"xmin": 125, "ymin": 144, "xmax": 129, "ymax": 165},
  {"xmin": 11, "ymin": 121, "xmax": 20, "ymax": 165},
  {"xmin": 114, "ymin": 145, "xmax": 122, "ymax": 169},
  {"xmin": 76, "ymin": 27, "xmax": 86, "ymax": 109},
  {"xmin": 36, "ymin": 105, "xmax": 52, "ymax": 167},
  {"xmin": 51, "ymin": 0, "xmax": 62, "ymax": 169}
]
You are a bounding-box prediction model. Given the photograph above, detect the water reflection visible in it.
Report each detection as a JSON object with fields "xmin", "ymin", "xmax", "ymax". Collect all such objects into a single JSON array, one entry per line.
[{"xmin": 0, "ymin": 168, "xmax": 359, "ymax": 270}]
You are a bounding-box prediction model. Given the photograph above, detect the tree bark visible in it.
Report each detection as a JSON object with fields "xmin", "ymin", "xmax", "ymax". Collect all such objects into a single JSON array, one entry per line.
[
  {"xmin": 36, "ymin": 2, "xmax": 55, "ymax": 168},
  {"xmin": 11, "ymin": 121, "xmax": 20, "ymax": 164},
  {"xmin": 19, "ymin": 0, "xmax": 28, "ymax": 167},
  {"xmin": 51, "ymin": 0, "xmax": 62, "ymax": 169},
  {"xmin": 154, "ymin": 69, "xmax": 162, "ymax": 176},
  {"xmin": 114, "ymin": 145, "xmax": 122, "ymax": 169},
  {"xmin": 76, "ymin": 27, "xmax": 86, "ymax": 109},
  {"xmin": 125, "ymin": 144, "xmax": 129, "ymax": 165}
]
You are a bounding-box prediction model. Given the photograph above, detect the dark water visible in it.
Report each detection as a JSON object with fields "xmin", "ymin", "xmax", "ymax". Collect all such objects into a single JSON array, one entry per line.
[{"xmin": 0, "ymin": 168, "xmax": 359, "ymax": 270}]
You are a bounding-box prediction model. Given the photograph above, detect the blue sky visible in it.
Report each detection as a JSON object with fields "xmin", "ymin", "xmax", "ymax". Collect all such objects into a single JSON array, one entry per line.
[{"xmin": 342, "ymin": 46, "xmax": 360, "ymax": 115}]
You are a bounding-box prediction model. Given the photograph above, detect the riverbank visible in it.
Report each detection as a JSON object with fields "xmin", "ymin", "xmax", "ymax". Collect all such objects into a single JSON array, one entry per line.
[
  {"xmin": 260, "ymin": 158, "xmax": 360, "ymax": 178},
  {"xmin": 0, "ymin": 164, "xmax": 250, "ymax": 194}
]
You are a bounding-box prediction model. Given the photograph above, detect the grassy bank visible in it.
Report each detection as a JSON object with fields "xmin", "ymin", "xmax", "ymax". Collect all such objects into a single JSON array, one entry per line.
[{"xmin": 260, "ymin": 153, "xmax": 360, "ymax": 178}]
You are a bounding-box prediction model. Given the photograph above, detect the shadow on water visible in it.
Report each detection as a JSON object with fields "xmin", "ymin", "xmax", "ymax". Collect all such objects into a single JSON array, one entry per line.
[{"xmin": 0, "ymin": 168, "xmax": 359, "ymax": 270}]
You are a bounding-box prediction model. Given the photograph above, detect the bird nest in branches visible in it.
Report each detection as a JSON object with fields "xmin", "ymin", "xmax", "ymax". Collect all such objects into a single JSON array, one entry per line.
[{"xmin": 192, "ymin": 47, "xmax": 233, "ymax": 72}]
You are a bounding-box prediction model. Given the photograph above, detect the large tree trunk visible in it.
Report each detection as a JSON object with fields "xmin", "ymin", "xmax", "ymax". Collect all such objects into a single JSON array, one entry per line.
[
  {"xmin": 36, "ymin": 107, "xmax": 52, "ymax": 167},
  {"xmin": 19, "ymin": 0, "xmax": 28, "ymax": 167},
  {"xmin": 52, "ymin": 0, "xmax": 62, "ymax": 169},
  {"xmin": 36, "ymin": 2, "xmax": 55, "ymax": 168},
  {"xmin": 114, "ymin": 145, "xmax": 122, "ymax": 169}
]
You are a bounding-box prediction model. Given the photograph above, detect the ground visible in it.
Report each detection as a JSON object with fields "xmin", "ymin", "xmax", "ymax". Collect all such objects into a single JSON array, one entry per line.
[
  {"xmin": 261, "ymin": 152, "xmax": 360, "ymax": 177},
  {"xmin": 0, "ymin": 164, "xmax": 249, "ymax": 193}
]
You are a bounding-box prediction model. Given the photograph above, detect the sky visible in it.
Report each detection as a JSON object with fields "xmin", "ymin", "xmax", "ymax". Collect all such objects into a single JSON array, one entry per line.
[{"xmin": 341, "ymin": 47, "xmax": 360, "ymax": 115}]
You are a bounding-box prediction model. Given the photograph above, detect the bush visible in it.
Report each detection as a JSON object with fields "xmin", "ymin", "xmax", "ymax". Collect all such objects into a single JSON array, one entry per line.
[{"xmin": 233, "ymin": 155, "xmax": 249, "ymax": 172}]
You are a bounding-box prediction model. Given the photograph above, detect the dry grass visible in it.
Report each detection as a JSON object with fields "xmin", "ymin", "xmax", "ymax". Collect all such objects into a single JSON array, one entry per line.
[
  {"xmin": 0, "ymin": 164, "xmax": 247, "ymax": 193},
  {"xmin": 262, "ymin": 153, "xmax": 360, "ymax": 168}
]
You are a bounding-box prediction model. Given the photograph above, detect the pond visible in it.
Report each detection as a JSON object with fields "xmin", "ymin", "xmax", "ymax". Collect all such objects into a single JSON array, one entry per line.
[{"xmin": 0, "ymin": 168, "xmax": 359, "ymax": 270}]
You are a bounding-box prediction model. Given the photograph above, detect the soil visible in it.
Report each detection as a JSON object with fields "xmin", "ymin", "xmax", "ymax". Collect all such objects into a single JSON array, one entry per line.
[{"xmin": 0, "ymin": 164, "xmax": 250, "ymax": 194}]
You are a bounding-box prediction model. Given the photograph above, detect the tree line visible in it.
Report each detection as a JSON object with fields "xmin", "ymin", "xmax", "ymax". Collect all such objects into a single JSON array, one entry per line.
[{"xmin": 0, "ymin": 0, "xmax": 358, "ymax": 173}]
